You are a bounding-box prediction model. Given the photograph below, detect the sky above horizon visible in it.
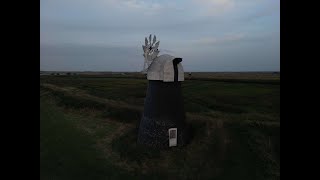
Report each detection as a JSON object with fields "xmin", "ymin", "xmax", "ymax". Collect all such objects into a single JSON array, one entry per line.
[{"xmin": 40, "ymin": 0, "xmax": 280, "ymax": 72}]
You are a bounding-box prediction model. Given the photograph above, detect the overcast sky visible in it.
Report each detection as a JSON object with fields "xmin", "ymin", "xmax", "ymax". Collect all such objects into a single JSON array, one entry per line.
[{"xmin": 40, "ymin": 0, "xmax": 280, "ymax": 72}]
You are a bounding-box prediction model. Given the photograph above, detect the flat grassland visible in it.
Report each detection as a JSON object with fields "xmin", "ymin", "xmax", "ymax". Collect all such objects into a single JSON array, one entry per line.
[{"xmin": 40, "ymin": 72, "xmax": 280, "ymax": 180}]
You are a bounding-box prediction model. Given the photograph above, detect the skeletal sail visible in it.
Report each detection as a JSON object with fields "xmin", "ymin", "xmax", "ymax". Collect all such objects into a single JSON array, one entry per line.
[
  {"xmin": 152, "ymin": 35, "xmax": 156, "ymax": 46},
  {"xmin": 142, "ymin": 34, "xmax": 160, "ymax": 73}
]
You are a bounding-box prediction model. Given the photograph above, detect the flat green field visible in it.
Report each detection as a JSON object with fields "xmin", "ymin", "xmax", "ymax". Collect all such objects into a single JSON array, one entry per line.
[{"xmin": 40, "ymin": 74, "xmax": 280, "ymax": 180}]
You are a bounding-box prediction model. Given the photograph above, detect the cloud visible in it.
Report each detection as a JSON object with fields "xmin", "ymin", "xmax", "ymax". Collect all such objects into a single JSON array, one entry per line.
[
  {"xmin": 194, "ymin": 33, "xmax": 245, "ymax": 45},
  {"xmin": 192, "ymin": 0, "xmax": 235, "ymax": 16},
  {"xmin": 40, "ymin": 0, "xmax": 280, "ymax": 71},
  {"xmin": 41, "ymin": 43, "xmax": 144, "ymax": 71},
  {"xmin": 121, "ymin": 0, "xmax": 162, "ymax": 10},
  {"xmin": 101, "ymin": 0, "xmax": 179, "ymax": 16},
  {"xmin": 197, "ymin": 0, "xmax": 234, "ymax": 8},
  {"xmin": 238, "ymin": 1, "xmax": 280, "ymax": 22}
]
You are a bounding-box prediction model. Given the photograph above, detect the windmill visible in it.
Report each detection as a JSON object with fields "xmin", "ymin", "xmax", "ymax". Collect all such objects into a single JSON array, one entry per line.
[{"xmin": 137, "ymin": 34, "xmax": 191, "ymax": 148}]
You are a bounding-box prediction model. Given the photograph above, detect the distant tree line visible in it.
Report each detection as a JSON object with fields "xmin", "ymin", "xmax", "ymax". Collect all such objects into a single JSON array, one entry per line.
[{"xmin": 50, "ymin": 72, "xmax": 77, "ymax": 76}]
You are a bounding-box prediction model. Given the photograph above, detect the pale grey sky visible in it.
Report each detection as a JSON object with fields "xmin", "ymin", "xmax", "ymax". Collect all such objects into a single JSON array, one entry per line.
[{"xmin": 40, "ymin": 0, "xmax": 280, "ymax": 72}]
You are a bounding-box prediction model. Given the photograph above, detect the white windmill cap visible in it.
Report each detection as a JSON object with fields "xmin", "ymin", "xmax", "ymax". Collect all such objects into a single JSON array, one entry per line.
[{"xmin": 147, "ymin": 54, "xmax": 184, "ymax": 82}]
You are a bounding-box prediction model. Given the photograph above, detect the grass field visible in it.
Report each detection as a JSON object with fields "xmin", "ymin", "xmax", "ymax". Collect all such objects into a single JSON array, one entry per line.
[{"xmin": 40, "ymin": 73, "xmax": 280, "ymax": 180}]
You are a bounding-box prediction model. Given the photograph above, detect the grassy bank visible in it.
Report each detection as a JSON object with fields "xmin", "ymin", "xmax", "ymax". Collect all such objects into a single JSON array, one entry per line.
[{"xmin": 40, "ymin": 75, "xmax": 280, "ymax": 179}]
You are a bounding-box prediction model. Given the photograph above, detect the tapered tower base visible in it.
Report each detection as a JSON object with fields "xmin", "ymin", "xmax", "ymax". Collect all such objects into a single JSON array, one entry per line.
[{"xmin": 137, "ymin": 80, "xmax": 190, "ymax": 148}]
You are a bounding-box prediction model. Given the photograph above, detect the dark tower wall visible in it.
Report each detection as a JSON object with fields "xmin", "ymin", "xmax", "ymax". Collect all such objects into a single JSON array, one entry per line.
[{"xmin": 137, "ymin": 58, "xmax": 190, "ymax": 148}]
